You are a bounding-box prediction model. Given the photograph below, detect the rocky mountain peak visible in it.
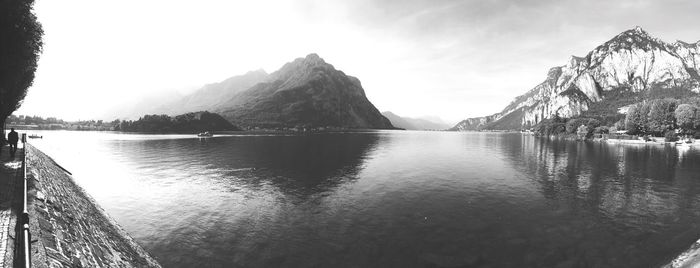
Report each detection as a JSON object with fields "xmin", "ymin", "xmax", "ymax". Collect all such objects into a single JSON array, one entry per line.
[
  {"xmin": 302, "ymin": 53, "xmax": 325, "ymax": 65},
  {"xmin": 265, "ymin": 53, "xmax": 343, "ymax": 92},
  {"xmin": 281, "ymin": 53, "xmax": 331, "ymax": 72},
  {"xmin": 594, "ymin": 26, "xmax": 666, "ymax": 54},
  {"xmin": 451, "ymin": 27, "xmax": 700, "ymax": 132},
  {"xmin": 619, "ymin": 26, "xmax": 652, "ymax": 39}
]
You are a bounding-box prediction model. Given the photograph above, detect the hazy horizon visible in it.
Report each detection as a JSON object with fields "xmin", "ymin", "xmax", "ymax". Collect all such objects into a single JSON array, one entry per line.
[{"xmin": 15, "ymin": 0, "xmax": 700, "ymax": 123}]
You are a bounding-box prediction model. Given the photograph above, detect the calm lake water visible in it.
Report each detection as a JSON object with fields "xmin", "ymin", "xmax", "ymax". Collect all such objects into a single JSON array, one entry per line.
[{"xmin": 25, "ymin": 130, "xmax": 700, "ymax": 267}]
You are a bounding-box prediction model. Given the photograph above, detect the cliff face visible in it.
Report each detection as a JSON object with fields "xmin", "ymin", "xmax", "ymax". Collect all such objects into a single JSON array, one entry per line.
[
  {"xmin": 217, "ymin": 54, "xmax": 394, "ymax": 129},
  {"xmin": 452, "ymin": 27, "xmax": 700, "ymax": 131}
]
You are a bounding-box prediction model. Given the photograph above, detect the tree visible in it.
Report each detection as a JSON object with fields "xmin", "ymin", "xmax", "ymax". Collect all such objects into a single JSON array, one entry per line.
[
  {"xmin": 647, "ymin": 98, "xmax": 678, "ymax": 136},
  {"xmin": 0, "ymin": 0, "xmax": 43, "ymax": 128},
  {"xmin": 665, "ymin": 130, "xmax": 679, "ymax": 142},
  {"xmin": 614, "ymin": 118, "xmax": 625, "ymax": 131},
  {"xmin": 577, "ymin": 124, "xmax": 589, "ymax": 139},
  {"xmin": 594, "ymin": 126, "xmax": 609, "ymax": 134},
  {"xmin": 625, "ymin": 103, "xmax": 645, "ymax": 135},
  {"xmin": 675, "ymin": 104, "xmax": 697, "ymax": 132},
  {"xmin": 566, "ymin": 118, "xmax": 583, "ymax": 134},
  {"xmin": 586, "ymin": 118, "xmax": 601, "ymax": 131}
]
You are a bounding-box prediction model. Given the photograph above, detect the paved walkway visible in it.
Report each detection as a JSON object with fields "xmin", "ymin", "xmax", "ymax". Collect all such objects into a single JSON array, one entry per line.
[{"xmin": 0, "ymin": 144, "xmax": 23, "ymax": 267}]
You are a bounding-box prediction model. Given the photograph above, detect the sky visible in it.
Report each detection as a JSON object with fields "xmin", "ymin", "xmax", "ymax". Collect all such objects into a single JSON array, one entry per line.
[{"xmin": 15, "ymin": 0, "xmax": 700, "ymax": 124}]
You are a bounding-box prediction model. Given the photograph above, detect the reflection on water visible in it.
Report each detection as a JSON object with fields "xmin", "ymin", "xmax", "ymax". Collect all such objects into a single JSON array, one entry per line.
[{"xmin": 27, "ymin": 130, "xmax": 700, "ymax": 267}]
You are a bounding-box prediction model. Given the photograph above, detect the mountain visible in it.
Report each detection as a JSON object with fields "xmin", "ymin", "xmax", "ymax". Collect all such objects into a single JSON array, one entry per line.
[
  {"xmin": 110, "ymin": 54, "xmax": 393, "ymax": 130},
  {"xmin": 212, "ymin": 54, "xmax": 394, "ymax": 129},
  {"xmin": 451, "ymin": 27, "xmax": 700, "ymax": 131},
  {"xmin": 382, "ymin": 111, "xmax": 451, "ymax": 130},
  {"xmin": 126, "ymin": 54, "xmax": 394, "ymax": 129},
  {"xmin": 418, "ymin": 115, "xmax": 451, "ymax": 126},
  {"xmin": 110, "ymin": 70, "xmax": 269, "ymax": 119},
  {"xmin": 168, "ymin": 70, "xmax": 269, "ymax": 115}
]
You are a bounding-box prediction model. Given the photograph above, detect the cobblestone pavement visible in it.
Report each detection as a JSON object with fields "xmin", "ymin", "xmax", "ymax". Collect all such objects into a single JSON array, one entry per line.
[{"xmin": 0, "ymin": 146, "xmax": 23, "ymax": 267}]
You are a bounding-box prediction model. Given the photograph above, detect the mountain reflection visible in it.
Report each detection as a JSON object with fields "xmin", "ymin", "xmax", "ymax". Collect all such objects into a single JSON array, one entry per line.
[
  {"xmin": 26, "ymin": 131, "xmax": 700, "ymax": 267},
  {"xmin": 511, "ymin": 137, "xmax": 700, "ymax": 217},
  {"xmin": 499, "ymin": 136, "xmax": 700, "ymax": 266},
  {"xmin": 108, "ymin": 133, "xmax": 380, "ymax": 197}
]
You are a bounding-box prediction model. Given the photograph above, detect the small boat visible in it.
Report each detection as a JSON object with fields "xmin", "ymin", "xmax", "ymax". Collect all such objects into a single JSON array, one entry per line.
[
  {"xmin": 197, "ymin": 131, "xmax": 213, "ymax": 137},
  {"xmin": 28, "ymin": 134, "xmax": 43, "ymax": 139}
]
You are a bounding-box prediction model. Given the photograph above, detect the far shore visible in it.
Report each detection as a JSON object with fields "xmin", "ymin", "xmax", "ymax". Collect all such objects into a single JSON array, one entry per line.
[
  {"xmin": 596, "ymin": 137, "xmax": 700, "ymax": 147},
  {"xmin": 7, "ymin": 127, "xmax": 405, "ymax": 135},
  {"xmin": 528, "ymin": 131, "xmax": 700, "ymax": 148}
]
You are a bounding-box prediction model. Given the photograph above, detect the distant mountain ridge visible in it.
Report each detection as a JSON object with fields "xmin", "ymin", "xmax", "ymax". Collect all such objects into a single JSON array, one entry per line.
[
  {"xmin": 121, "ymin": 54, "xmax": 394, "ymax": 130},
  {"xmin": 177, "ymin": 69, "xmax": 269, "ymax": 114},
  {"xmin": 381, "ymin": 111, "xmax": 450, "ymax": 130},
  {"xmin": 451, "ymin": 27, "xmax": 700, "ymax": 131}
]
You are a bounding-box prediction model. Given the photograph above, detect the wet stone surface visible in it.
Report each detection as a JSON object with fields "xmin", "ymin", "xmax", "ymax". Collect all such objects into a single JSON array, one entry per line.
[
  {"xmin": 26, "ymin": 145, "xmax": 161, "ymax": 268},
  {"xmin": 0, "ymin": 147, "xmax": 22, "ymax": 267}
]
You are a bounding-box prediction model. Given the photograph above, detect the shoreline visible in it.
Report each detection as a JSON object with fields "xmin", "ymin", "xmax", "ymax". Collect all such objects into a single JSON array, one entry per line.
[
  {"xmin": 530, "ymin": 132, "xmax": 700, "ymax": 148},
  {"xmin": 12, "ymin": 128, "xmax": 404, "ymax": 135},
  {"xmin": 665, "ymin": 239, "xmax": 700, "ymax": 268},
  {"xmin": 25, "ymin": 144, "xmax": 162, "ymax": 267},
  {"xmin": 596, "ymin": 137, "xmax": 700, "ymax": 147}
]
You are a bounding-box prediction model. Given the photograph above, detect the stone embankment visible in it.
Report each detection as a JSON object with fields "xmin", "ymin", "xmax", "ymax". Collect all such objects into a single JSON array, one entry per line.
[
  {"xmin": 25, "ymin": 144, "xmax": 161, "ymax": 267},
  {"xmin": 664, "ymin": 239, "xmax": 700, "ymax": 268}
]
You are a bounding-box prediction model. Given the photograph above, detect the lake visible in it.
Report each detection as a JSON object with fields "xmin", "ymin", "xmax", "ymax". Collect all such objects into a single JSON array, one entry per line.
[{"xmin": 25, "ymin": 130, "xmax": 700, "ymax": 267}]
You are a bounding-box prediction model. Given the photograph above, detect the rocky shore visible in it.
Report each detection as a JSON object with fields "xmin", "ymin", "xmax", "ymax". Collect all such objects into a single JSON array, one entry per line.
[
  {"xmin": 25, "ymin": 144, "xmax": 161, "ymax": 267},
  {"xmin": 665, "ymin": 239, "xmax": 700, "ymax": 268}
]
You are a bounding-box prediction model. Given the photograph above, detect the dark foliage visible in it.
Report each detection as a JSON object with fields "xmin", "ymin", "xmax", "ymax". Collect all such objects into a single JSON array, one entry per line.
[
  {"xmin": 646, "ymin": 99, "xmax": 678, "ymax": 136},
  {"xmin": 581, "ymin": 87, "xmax": 638, "ymax": 125},
  {"xmin": 566, "ymin": 118, "xmax": 586, "ymax": 134},
  {"xmin": 675, "ymin": 104, "xmax": 698, "ymax": 132},
  {"xmin": 665, "ymin": 130, "xmax": 679, "ymax": 142},
  {"xmin": 533, "ymin": 118, "xmax": 566, "ymax": 136},
  {"xmin": 593, "ymin": 126, "xmax": 610, "ymax": 134},
  {"xmin": 117, "ymin": 111, "xmax": 240, "ymax": 133},
  {"xmin": 0, "ymin": 0, "xmax": 43, "ymax": 125},
  {"xmin": 625, "ymin": 102, "xmax": 650, "ymax": 135},
  {"xmin": 580, "ymin": 85, "xmax": 697, "ymax": 126},
  {"xmin": 621, "ymin": 97, "xmax": 700, "ymax": 136}
]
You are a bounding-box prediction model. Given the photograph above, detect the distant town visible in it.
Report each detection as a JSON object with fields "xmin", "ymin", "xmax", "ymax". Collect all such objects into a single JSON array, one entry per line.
[{"xmin": 6, "ymin": 114, "xmax": 120, "ymax": 131}]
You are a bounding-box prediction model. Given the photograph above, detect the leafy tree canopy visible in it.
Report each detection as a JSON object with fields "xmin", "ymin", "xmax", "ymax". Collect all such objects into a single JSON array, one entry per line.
[{"xmin": 0, "ymin": 0, "xmax": 43, "ymax": 123}]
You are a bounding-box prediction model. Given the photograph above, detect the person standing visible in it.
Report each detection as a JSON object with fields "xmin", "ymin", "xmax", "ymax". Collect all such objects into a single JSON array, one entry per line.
[{"xmin": 8, "ymin": 128, "xmax": 19, "ymax": 157}]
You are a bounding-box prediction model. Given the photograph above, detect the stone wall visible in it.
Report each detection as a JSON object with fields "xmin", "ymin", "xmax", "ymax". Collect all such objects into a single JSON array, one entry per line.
[
  {"xmin": 25, "ymin": 144, "xmax": 161, "ymax": 267},
  {"xmin": 665, "ymin": 239, "xmax": 700, "ymax": 268}
]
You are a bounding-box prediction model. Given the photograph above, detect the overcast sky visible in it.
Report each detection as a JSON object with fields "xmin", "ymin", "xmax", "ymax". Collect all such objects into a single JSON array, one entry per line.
[{"xmin": 15, "ymin": 0, "xmax": 700, "ymax": 123}]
